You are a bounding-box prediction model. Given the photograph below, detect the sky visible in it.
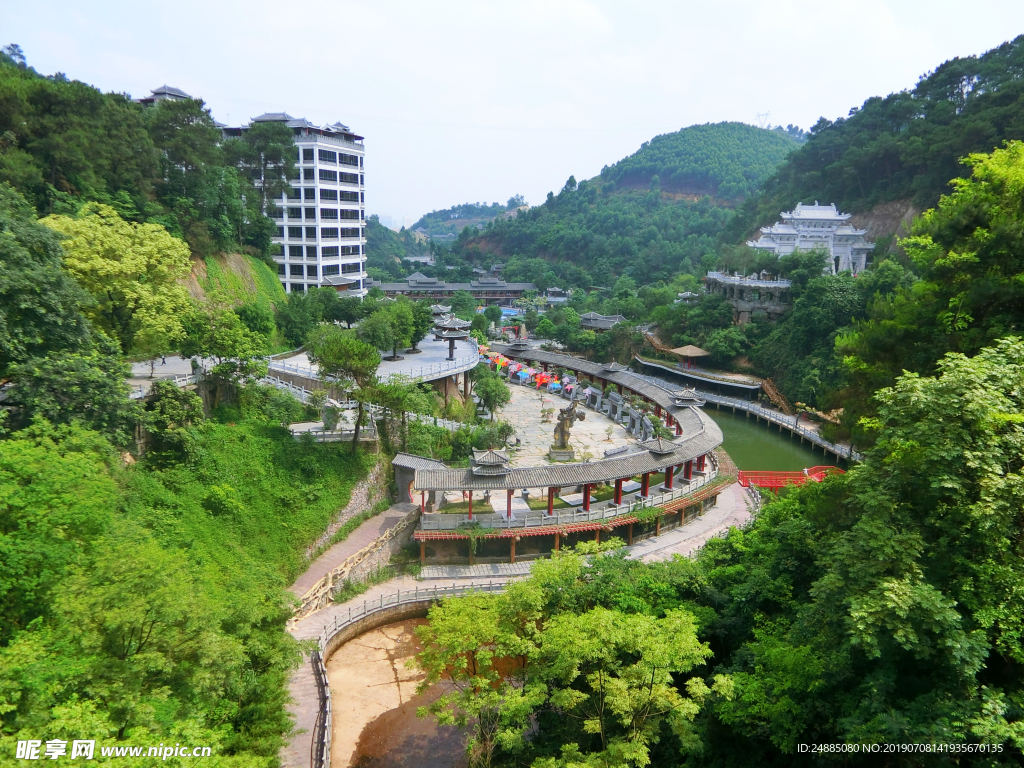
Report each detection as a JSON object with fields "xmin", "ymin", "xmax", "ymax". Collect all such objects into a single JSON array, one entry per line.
[{"xmin": 6, "ymin": 1, "xmax": 1024, "ymax": 226}]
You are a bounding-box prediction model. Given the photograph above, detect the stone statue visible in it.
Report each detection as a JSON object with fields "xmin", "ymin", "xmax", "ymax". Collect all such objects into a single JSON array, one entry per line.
[{"xmin": 552, "ymin": 397, "xmax": 586, "ymax": 450}]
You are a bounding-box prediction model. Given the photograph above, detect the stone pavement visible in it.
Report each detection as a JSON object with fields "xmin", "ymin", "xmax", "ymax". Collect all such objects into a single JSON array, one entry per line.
[
  {"xmin": 500, "ymin": 382, "xmax": 635, "ymax": 467},
  {"xmin": 283, "ymin": 484, "xmax": 754, "ymax": 768},
  {"xmin": 280, "ymin": 332, "xmax": 478, "ymax": 380},
  {"xmin": 288, "ymin": 504, "xmax": 416, "ymax": 597},
  {"xmin": 628, "ymin": 482, "xmax": 753, "ymax": 561}
]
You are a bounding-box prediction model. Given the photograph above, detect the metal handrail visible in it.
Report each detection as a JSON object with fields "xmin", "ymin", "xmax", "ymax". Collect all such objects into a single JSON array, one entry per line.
[
  {"xmin": 307, "ymin": 581, "xmax": 507, "ymax": 768},
  {"xmin": 268, "ymin": 353, "xmax": 479, "ymax": 383},
  {"xmin": 705, "ymin": 271, "xmax": 792, "ymax": 288},
  {"xmin": 419, "ymin": 467, "xmax": 721, "ymax": 531}
]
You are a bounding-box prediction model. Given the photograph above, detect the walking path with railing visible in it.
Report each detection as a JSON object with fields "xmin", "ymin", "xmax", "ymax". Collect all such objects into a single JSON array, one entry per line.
[
  {"xmin": 283, "ymin": 477, "xmax": 761, "ymax": 768},
  {"xmin": 418, "ymin": 467, "xmax": 723, "ymax": 532},
  {"xmin": 268, "ymin": 351, "xmax": 479, "ymax": 384},
  {"xmin": 627, "ymin": 367, "xmax": 862, "ymax": 462}
]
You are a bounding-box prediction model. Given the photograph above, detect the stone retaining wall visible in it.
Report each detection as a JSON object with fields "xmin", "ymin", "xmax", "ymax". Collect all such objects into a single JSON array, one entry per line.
[{"xmin": 304, "ymin": 459, "xmax": 393, "ymax": 562}]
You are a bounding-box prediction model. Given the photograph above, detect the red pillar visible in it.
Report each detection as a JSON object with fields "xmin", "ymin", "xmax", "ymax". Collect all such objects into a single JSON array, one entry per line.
[
  {"xmin": 548, "ymin": 487, "xmax": 555, "ymax": 516},
  {"xmin": 665, "ymin": 465, "xmax": 674, "ymax": 489},
  {"xmin": 697, "ymin": 454, "xmax": 706, "ymax": 471},
  {"xmin": 684, "ymin": 460, "xmax": 693, "ymax": 481},
  {"xmin": 421, "ymin": 491, "xmax": 425, "ymax": 513},
  {"xmin": 675, "ymin": 421, "xmax": 682, "ymax": 436},
  {"xmin": 655, "ymin": 404, "xmax": 661, "ymax": 417},
  {"xmin": 641, "ymin": 472, "xmax": 651, "ymax": 497},
  {"xmin": 617, "ymin": 384, "xmax": 623, "ymax": 395},
  {"xmin": 614, "ymin": 478, "xmax": 623, "ymax": 504},
  {"xmin": 468, "ymin": 492, "xmax": 473, "ymax": 520},
  {"xmin": 507, "ymin": 488, "xmax": 513, "ymax": 518},
  {"xmin": 583, "ymin": 484, "xmax": 591, "ymax": 511}
]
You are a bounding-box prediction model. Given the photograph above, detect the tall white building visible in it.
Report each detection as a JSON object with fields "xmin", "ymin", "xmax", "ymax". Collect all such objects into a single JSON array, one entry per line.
[
  {"xmin": 235, "ymin": 113, "xmax": 367, "ymax": 296},
  {"xmin": 747, "ymin": 202, "xmax": 873, "ymax": 275}
]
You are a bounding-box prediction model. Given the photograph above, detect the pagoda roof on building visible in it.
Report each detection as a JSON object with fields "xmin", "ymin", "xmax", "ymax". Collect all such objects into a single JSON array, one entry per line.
[
  {"xmin": 580, "ymin": 312, "xmax": 626, "ymax": 330},
  {"xmin": 393, "ymin": 452, "xmax": 450, "ymax": 471},
  {"xmin": 376, "ymin": 278, "xmax": 537, "ymax": 292},
  {"xmin": 473, "ymin": 449, "xmax": 510, "ymax": 465},
  {"xmin": 406, "ymin": 407, "xmax": 719, "ymax": 492},
  {"xmin": 780, "ymin": 202, "xmax": 851, "ymax": 221},
  {"xmin": 151, "ymin": 84, "xmax": 191, "ymax": 99},
  {"xmin": 252, "ymin": 112, "xmax": 296, "ymax": 122},
  {"xmin": 430, "ymin": 304, "xmax": 452, "ymax": 313},
  {"xmin": 669, "ymin": 345, "xmax": 710, "ymax": 358}
]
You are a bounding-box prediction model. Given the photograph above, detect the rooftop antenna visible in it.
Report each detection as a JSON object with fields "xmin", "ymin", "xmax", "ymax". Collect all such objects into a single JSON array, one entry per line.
[{"xmin": 756, "ymin": 111, "xmax": 770, "ymax": 129}]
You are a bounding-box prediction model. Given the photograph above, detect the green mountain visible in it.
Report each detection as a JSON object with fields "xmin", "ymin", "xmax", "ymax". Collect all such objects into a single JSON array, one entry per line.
[
  {"xmin": 448, "ymin": 122, "xmax": 798, "ymax": 286},
  {"xmin": 730, "ymin": 34, "xmax": 1024, "ymax": 240},
  {"xmin": 410, "ymin": 197, "xmax": 525, "ymax": 237},
  {"xmin": 600, "ymin": 121, "xmax": 799, "ymax": 200}
]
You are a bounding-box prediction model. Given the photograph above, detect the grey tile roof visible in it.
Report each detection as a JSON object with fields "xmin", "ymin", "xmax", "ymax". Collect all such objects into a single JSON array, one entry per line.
[
  {"xmin": 411, "ymin": 417, "xmax": 719, "ymax": 491},
  {"xmin": 393, "ymin": 453, "xmax": 450, "ymax": 470}
]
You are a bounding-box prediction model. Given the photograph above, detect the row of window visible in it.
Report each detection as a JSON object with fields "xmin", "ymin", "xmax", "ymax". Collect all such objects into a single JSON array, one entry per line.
[
  {"xmin": 286, "ymin": 281, "xmax": 362, "ymax": 294},
  {"xmin": 273, "ymin": 206, "xmax": 362, "ymax": 221},
  {"xmin": 284, "ymin": 188, "xmax": 363, "ymax": 202},
  {"xmin": 276, "ymin": 226, "xmax": 364, "ymax": 240},
  {"xmin": 301, "ymin": 148, "xmax": 363, "ymax": 167},
  {"xmin": 278, "ymin": 264, "xmax": 358, "ymax": 278},
  {"xmin": 282, "ymin": 245, "xmax": 363, "ymax": 258}
]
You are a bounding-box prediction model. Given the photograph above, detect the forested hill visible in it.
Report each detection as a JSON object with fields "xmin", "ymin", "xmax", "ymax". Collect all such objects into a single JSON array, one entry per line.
[
  {"xmin": 729, "ymin": 34, "xmax": 1024, "ymax": 239},
  {"xmin": 410, "ymin": 197, "xmax": 525, "ymax": 237},
  {"xmin": 600, "ymin": 121, "xmax": 799, "ymax": 200},
  {"xmin": 447, "ymin": 122, "xmax": 795, "ymax": 285}
]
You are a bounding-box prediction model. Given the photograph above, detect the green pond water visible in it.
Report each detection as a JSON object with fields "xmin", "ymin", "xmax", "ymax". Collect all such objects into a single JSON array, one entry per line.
[{"xmin": 705, "ymin": 405, "xmax": 827, "ymax": 471}]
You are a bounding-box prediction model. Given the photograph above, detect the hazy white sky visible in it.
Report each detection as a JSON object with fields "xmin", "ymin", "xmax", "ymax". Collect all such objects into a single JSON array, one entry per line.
[{"xmin": 6, "ymin": 1, "xmax": 1024, "ymax": 223}]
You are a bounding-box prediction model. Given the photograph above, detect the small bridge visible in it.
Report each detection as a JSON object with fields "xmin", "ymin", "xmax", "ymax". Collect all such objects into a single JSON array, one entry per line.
[{"xmin": 738, "ymin": 466, "xmax": 845, "ymax": 490}]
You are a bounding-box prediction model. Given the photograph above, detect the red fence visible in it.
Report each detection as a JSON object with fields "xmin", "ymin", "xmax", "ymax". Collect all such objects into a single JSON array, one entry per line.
[{"xmin": 738, "ymin": 466, "xmax": 845, "ymax": 490}]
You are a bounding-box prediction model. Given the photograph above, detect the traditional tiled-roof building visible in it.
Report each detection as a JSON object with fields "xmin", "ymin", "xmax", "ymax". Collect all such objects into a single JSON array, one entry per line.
[{"xmin": 747, "ymin": 202, "xmax": 873, "ymax": 274}]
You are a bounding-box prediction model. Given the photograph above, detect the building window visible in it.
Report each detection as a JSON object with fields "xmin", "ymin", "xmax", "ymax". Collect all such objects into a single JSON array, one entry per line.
[
  {"xmin": 341, "ymin": 245, "xmax": 360, "ymax": 255},
  {"xmin": 339, "ymin": 172, "xmax": 358, "ymax": 184},
  {"xmin": 318, "ymin": 149, "xmax": 337, "ymax": 163},
  {"xmin": 303, "ymin": 168, "xmax": 316, "ymax": 181},
  {"xmin": 287, "ymin": 188, "xmax": 301, "ymax": 201},
  {"xmin": 321, "ymin": 208, "xmax": 338, "ymax": 220},
  {"xmin": 321, "ymin": 227, "xmax": 339, "ymax": 239},
  {"xmin": 339, "ymin": 153, "xmax": 359, "ymax": 166},
  {"xmin": 291, "ymin": 283, "xmax": 305, "ymax": 293},
  {"xmin": 288, "ymin": 226, "xmax": 302, "ymax": 239},
  {"xmin": 322, "ymin": 264, "xmax": 340, "ymax": 276},
  {"xmin": 342, "ymin": 262, "xmax": 361, "ymax": 274},
  {"xmin": 339, "ymin": 190, "xmax": 359, "ymax": 202},
  {"xmin": 306, "ymin": 265, "xmax": 318, "ymax": 277},
  {"xmin": 268, "ymin": 207, "xmax": 283, "ymax": 219},
  {"xmin": 302, "ymin": 148, "xmax": 314, "ymax": 162},
  {"xmin": 339, "ymin": 210, "xmax": 360, "ymax": 220},
  {"xmin": 322, "ymin": 246, "xmax": 339, "ymax": 257},
  {"xmin": 360, "ymin": 174, "xmax": 364, "ymax": 185},
  {"xmin": 320, "ymin": 188, "xmax": 338, "ymax": 201},
  {"xmin": 277, "ymin": 264, "xmax": 286, "ymax": 275},
  {"xmin": 319, "ymin": 169, "xmax": 338, "ymax": 182},
  {"xmin": 306, "ymin": 246, "xmax": 318, "ymax": 259},
  {"xmin": 289, "ymin": 264, "xmax": 304, "ymax": 276},
  {"xmin": 275, "ymin": 226, "xmax": 285, "ymax": 238},
  {"xmin": 340, "ymin": 227, "xmax": 360, "ymax": 238},
  {"xmin": 305, "ymin": 227, "xmax": 317, "ymax": 239},
  {"xmin": 288, "ymin": 207, "xmax": 301, "ymax": 219},
  {"xmin": 305, "ymin": 188, "xmax": 317, "ymax": 200},
  {"xmin": 305, "ymin": 207, "xmax": 317, "ymax": 220},
  {"xmin": 289, "ymin": 245, "xmax": 303, "ymax": 258}
]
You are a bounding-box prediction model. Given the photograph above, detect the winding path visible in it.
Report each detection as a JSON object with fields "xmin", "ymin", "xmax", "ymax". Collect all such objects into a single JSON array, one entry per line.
[{"xmin": 281, "ymin": 480, "xmax": 755, "ymax": 768}]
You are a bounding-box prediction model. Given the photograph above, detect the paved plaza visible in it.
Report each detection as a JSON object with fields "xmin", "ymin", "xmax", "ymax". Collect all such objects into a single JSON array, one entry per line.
[
  {"xmin": 278, "ymin": 333, "xmax": 478, "ymax": 381},
  {"xmin": 498, "ymin": 383, "xmax": 635, "ymax": 467}
]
